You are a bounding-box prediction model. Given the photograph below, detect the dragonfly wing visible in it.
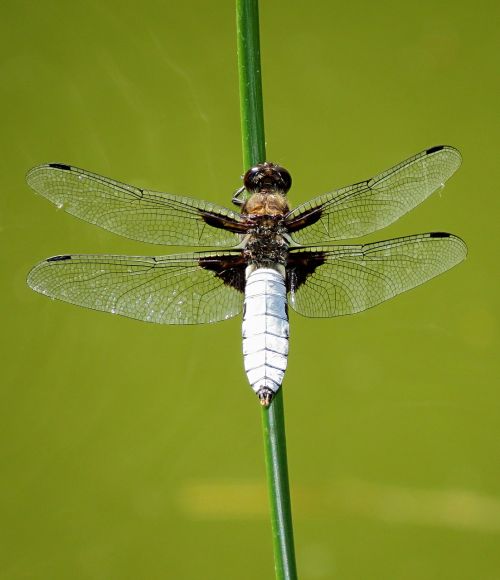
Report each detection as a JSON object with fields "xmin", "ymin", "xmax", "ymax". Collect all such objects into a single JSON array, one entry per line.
[
  {"xmin": 27, "ymin": 164, "xmax": 247, "ymax": 247},
  {"xmin": 286, "ymin": 146, "xmax": 462, "ymax": 244},
  {"xmin": 27, "ymin": 251, "xmax": 246, "ymax": 324},
  {"xmin": 287, "ymin": 233, "xmax": 467, "ymax": 317}
]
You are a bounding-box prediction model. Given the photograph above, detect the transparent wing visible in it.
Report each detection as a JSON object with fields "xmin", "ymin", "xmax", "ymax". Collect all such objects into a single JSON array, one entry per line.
[
  {"xmin": 287, "ymin": 233, "xmax": 467, "ymax": 317},
  {"xmin": 27, "ymin": 251, "xmax": 246, "ymax": 324},
  {"xmin": 286, "ymin": 146, "xmax": 462, "ymax": 244},
  {"xmin": 27, "ymin": 164, "xmax": 247, "ymax": 247}
]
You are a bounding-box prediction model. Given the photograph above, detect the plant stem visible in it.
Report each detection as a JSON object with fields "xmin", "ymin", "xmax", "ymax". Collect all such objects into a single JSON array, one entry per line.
[
  {"xmin": 260, "ymin": 389, "xmax": 298, "ymax": 580},
  {"xmin": 236, "ymin": 0, "xmax": 266, "ymax": 168},
  {"xmin": 236, "ymin": 2, "xmax": 298, "ymax": 578}
]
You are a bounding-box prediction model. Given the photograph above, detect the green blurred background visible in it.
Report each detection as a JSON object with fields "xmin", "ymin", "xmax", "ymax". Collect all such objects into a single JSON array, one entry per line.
[{"xmin": 1, "ymin": 1, "xmax": 498, "ymax": 578}]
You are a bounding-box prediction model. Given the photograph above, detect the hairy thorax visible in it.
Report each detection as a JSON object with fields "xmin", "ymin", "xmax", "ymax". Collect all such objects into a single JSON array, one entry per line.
[
  {"xmin": 242, "ymin": 192, "xmax": 290, "ymax": 217},
  {"xmin": 242, "ymin": 193, "xmax": 290, "ymax": 266}
]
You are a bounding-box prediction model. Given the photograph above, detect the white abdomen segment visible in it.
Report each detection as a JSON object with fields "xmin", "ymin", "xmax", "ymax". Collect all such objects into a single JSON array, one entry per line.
[{"xmin": 242, "ymin": 266, "xmax": 289, "ymax": 404}]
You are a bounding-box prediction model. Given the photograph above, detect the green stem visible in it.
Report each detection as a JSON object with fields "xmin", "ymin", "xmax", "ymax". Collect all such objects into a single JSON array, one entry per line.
[
  {"xmin": 236, "ymin": 0, "xmax": 266, "ymax": 168},
  {"xmin": 236, "ymin": 2, "xmax": 298, "ymax": 578},
  {"xmin": 261, "ymin": 390, "xmax": 298, "ymax": 579}
]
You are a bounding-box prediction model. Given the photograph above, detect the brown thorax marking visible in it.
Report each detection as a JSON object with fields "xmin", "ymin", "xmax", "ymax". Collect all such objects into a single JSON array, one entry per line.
[
  {"xmin": 239, "ymin": 162, "xmax": 293, "ymax": 266},
  {"xmin": 242, "ymin": 192, "xmax": 290, "ymax": 217}
]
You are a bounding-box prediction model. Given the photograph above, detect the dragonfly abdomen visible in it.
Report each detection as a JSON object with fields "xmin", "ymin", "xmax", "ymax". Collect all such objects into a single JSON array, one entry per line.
[{"xmin": 242, "ymin": 266, "xmax": 289, "ymax": 406}]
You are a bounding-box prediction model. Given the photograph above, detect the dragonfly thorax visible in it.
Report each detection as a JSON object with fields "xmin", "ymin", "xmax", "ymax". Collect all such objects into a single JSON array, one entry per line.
[
  {"xmin": 243, "ymin": 216, "xmax": 289, "ymax": 265},
  {"xmin": 242, "ymin": 191, "xmax": 290, "ymax": 216}
]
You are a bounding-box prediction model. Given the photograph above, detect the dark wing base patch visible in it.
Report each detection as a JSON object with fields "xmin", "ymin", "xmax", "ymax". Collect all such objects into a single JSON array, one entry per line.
[
  {"xmin": 27, "ymin": 163, "xmax": 247, "ymax": 247},
  {"xmin": 284, "ymin": 146, "xmax": 462, "ymax": 244},
  {"xmin": 28, "ymin": 251, "xmax": 247, "ymax": 325},
  {"xmin": 287, "ymin": 233, "xmax": 467, "ymax": 318},
  {"xmin": 286, "ymin": 250, "xmax": 326, "ymax": 292},
  {"xmin": 198, "ymin": 253, "xmax": 246, "ymax": 293}
]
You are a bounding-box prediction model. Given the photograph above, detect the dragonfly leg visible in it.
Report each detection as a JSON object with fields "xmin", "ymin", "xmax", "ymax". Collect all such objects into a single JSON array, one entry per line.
[{"xmin": 232, "ymin": 186, "xmax": 246, "ymax": 206}]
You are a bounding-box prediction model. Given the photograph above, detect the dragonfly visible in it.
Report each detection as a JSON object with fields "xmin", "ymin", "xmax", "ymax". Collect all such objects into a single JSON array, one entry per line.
[{"xmin": 27, "ymin": 145, "xmax": 467, "ymax": 405}]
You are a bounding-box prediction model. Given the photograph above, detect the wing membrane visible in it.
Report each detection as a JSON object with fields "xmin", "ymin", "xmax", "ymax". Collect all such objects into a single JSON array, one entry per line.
[
  {"xmin": 286, "ymin": 146, "xmax": 462, "ymax": 244},
  {"xmin": 287, "ymin": 233, "xmax": 467, "ymax": 317},
  {"xmin": 27, "ymin": 251, "xmax": 245, "ymax": 324},
  {"xmin": 27, "ymin": 164, "xmax": 246, "ymax": 247}
]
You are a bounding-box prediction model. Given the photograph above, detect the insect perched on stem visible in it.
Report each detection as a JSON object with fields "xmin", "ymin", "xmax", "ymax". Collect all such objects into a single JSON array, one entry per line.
[{"xmin": 27, "ymin": 146, "xmax": 467, "ymax": 405}]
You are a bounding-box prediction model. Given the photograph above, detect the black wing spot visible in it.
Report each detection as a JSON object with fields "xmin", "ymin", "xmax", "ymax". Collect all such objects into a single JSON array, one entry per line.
[
  {"xmin": 48, "ymin": 163, "xmax": 72, "ymax": 171},
  {"xmin": 429, "ymin": 232, "xmax": 451, "ymax": 238},
  {"xmin": 426, "ymin": 145, "xmax": 444, "ymax": 155},
  {"xmin": 198, "ymin": 254, "xmax": 246, "ymax": 293},
  {"xmin": 47, "ymin": 255, "xmax": 72, "ymax": 262}
]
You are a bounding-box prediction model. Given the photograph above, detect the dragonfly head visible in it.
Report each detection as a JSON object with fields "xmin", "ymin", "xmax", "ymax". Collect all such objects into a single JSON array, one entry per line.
[{"xmin": 244, "ymin": 162, "xmax": 292, "ymax": 195}]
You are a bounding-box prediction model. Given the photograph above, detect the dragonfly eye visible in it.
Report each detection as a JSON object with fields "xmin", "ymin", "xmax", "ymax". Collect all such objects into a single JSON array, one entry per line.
[{"xmin": 243, "ymin": 162, "xmax": 292, "ymax": 194}]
